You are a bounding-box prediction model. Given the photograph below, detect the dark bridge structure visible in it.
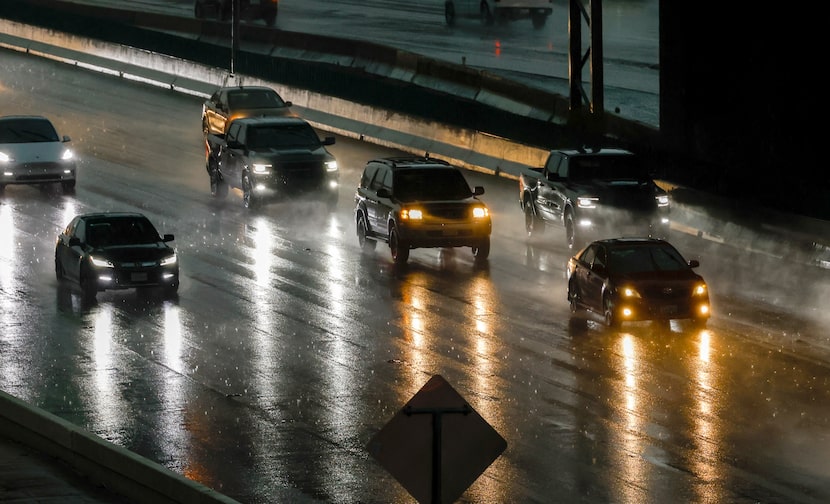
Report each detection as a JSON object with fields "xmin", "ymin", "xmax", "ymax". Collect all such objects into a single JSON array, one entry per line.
[{"xmin": 1, "ymin": 0, "xmax": 824, "ymax": 220}]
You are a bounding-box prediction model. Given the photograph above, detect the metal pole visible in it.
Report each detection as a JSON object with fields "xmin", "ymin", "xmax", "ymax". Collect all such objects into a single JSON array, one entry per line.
[{"xmin": 231, "ymin": 0, "xmax": 239, "ymax": 75}]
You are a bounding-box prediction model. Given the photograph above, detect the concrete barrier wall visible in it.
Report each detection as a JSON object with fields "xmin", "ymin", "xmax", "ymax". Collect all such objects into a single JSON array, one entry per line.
[{"xmin": 0, "ymin": 390, "xmax": 241, "ymax": 504}]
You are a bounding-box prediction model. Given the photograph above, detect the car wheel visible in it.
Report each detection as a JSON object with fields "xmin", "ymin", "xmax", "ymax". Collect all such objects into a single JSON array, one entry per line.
[
  {"xmin": 80, "ymin": 268, "xmax": 97, "ymax": 301},
  {"xmin": 565, "ymin": 211, "xmax": 580, "ymax": 251},
  {"xmin": 524, "ymin": 201, "xmax": 544, "ymax": 238},
  {"xmin": 242, "ymin": 174, "xmax": 258, "ymax": 209},
  {"xmin": 603, "ymin": 296, "xmax": 620, "ymax": 328},
  {"xmin": 389, "ymin": 227, "xmax": 409, "ymax": 264},
  {"xmin": 480, "ymin": 3, "xmax": 494, "ymax": 25},
  {"xmin": 61, "ymin": 180, "xmax": 76, "ymax": 194},
  {"xmin": 472, "ymin": 237, "xmax": 490, "ymax": 260},
  {"xmin": 568, "ymin": 281, "xmax": 580, "ymax": 314},
  {"xmin": 356, "ymin": 212, "xmax": 376, "ymax": 251},
  {"xmin": 209, "ymin": 160, "xmax": 228, "ymax": 199},
  {"xmin": 444, "ymin": 2, "xmax": 456, "ymax": 26},
  {"xmin": 54, "ymin": 254, "xmax": 64, "ymax": 281}
]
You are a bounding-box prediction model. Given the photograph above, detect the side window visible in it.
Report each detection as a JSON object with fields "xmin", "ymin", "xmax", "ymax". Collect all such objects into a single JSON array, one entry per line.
[
  {"xmin": 580, "ymin": 244, "xmax": 597, "ymax": 266},
  {"xmin": 217, "ymin": 90, "xmax": 227, "ymax": 110},
  {"xmin": 369, "ymin": 166, "xmax": 387, "ymax": 192},
  {"xmin": 544, "ymin": 153, "xmax": 561, "ymax": 177},
  {"xmin": 382, "ymin": 167, "xmax": 393, "ymax": 192},
  {"xmin": 360, "ymin": 163, "xmax": 379, "ymax": 189},
  {"xmin": 592, "ymin": 246, "xmax": 607, "ymax": 272},
  {"xmin": 558, "ymin": 156, "xmax": 570, "ymax": 178},
  {"xmin": 227, "ymin": 122, "xmax": 242, "ymax": 143}
]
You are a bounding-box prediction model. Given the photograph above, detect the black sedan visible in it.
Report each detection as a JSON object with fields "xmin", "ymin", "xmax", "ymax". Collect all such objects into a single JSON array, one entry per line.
[
  {"xmin": 55, "ymin": 212, "xmax": 179, "ymax": 300},
  {"xmin": 566, "ymin": 237, "xmax": 710, "ymax": 328}
]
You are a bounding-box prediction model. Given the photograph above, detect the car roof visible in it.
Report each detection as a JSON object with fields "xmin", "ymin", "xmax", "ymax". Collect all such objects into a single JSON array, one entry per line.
[
  {"xmin": 370, "ymin": 156, "xmax": 454, "ymax": 170},
  {"xmin": 0, "ymin": 115, "xmax": 52, "ymax": 123},
  {"xmin": 220, "ymin": 86, "xmax": 278, "ymax": 94},
  {"xmin": 593, "ymin": 237, "xmax": 672, "ymax": 248},
  {"xmin": 77, "ymin": 212, "xmax": 148, "ymax": 220},
  {"xmin": 555, "ymin": 147, "xmax": 635, "ymax": 157}
]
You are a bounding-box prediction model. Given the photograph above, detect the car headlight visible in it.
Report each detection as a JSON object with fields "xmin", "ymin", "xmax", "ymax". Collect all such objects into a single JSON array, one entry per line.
[
  {"xmin": 693, "ymin": 282, "xmax": 707, "ymax": 296},
  {"xmin": 401, "ymin": 208, "xmax": 423, "ymax": 220},
  {"xmin": 0, "ymin": 151, "xmax": 12, "ymax": 163},
  {"xmin": 252, "ymin": 163, "xmax": 271, "ymax": 173},
  {"xmin": 160, "ymin": 254, "xmax": 177, "ymax": 266},
  {"xmin": 577, "ymin": 196, "xmax": 598, "ymax": 208},
  {"xmin": 472, "ymin": 206, "xmax": 489, "ymax": 219},
  {"xmin": 325, "ymin": 160, "xmax": 338, "ymax": 172},
  {"xmin": 621, "ymin": 286, "xmax": 641, "ymax": 299},
  {"xmin": 656, "ymin": 194, "xmax": 670, "ymax": 207},
  {"xmin": 61, "ymin": 149, "xmax": 74, "ymax": 161},
  {"xmin": 90, "ymin": 255, "xmax": 115, "ymax": 268}
]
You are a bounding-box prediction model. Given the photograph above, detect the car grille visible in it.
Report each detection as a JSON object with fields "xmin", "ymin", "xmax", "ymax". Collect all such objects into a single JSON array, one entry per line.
[
  {"xmin": 280, "ymin": 161, "xmax": 325, "ymax": 189},
  {"xmin": 642, "ymin": 285, "xmax": 691, "ymax": 300},
  {"xmin": 424, "ymin": 205, "xmax": 470, "ymax": 220}
]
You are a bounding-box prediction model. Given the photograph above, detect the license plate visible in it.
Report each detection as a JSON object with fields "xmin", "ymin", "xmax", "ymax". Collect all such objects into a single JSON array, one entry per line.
[{"xmin": 131, "ymin": 272, "xmax": 148, "ymax": 282}]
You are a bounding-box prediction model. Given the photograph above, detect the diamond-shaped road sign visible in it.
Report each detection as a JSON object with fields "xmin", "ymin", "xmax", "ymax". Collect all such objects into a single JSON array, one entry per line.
[{"xmin": 366, "ymin": 375, "xmax": 507, "ymax": 504}]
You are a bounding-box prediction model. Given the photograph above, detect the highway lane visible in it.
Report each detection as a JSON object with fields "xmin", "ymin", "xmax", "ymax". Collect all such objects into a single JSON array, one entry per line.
[{"xmin": 1, "ymin": 48, "xmax": 830, "ymax": 503}]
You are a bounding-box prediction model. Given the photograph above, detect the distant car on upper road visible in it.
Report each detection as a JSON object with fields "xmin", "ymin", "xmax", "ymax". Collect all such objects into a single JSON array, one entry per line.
[
  {"xmin": 444, "ymin": 0, "xmax": 553, "ymax": 29},
  {"xmin": 201, "ymin": 85, "xmax": 293, "ymax": 136},
  {"xmin": 567, "ymin": 237, "xmax": 710, "ymax": 329},
  {"xmin": 55, "ymin": 212, "xmax": 179, "ymax": 301},
  {"xmin": 194, "ymin": 0, "xmax": 279, "ymax": 27},
  {"xmin": 354, "ymin": 156, "xmax": 491, "ymax": 264},
  {"xmin": 0, "ymin": 115, "xmax": 76, "ymax": 194}
]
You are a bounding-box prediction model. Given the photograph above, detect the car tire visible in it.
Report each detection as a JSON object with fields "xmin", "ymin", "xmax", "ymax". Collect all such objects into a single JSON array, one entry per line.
[
  {"xmin": 80, "ymin": 268, "xmax": 97, "ymax": 301},
  {"xmin": 524, "ymin": 201, "xmax": 544, "ymax": 239},
  {"xmin": 472, "ymin": 237, "xmax": 490, "ymax": 260},
  {"xmin": 242, "ymin": 174, "xmax": 258, "ymax": 209},
  {"xmin": 568, "ymin": 282, "xmax": 580, "ymax": 314},
  {"xmin": 444, "ymin": 2, "xmax": 456, "ymax": 26},
  {"xmin": 603, "ymin": 296, "xmax": 620, "ymax": 328},
  {"xmin": 61, "ymin": 180, "xmax": 76, "ymax": 194},
  {"xmin": 389, "ymin": 227, "xmax": 409, "ymax": 264},
  {"xmin": 356, "ymin": 212, "xmax": 376, "ymax": 251},
  {"xmin": 565, "ymin": 211, "xmax": 580, "ymax": 251},
  {"xmin": 54, "ymin": 254, "xmax": 64, "ymax": 281},
  {"xmin": 209, "ymin": 160, "xmax": 228, "ymax": 199}
]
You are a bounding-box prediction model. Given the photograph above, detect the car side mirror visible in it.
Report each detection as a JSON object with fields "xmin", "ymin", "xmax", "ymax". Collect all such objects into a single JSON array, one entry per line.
[
  {"xmin": 284, "ymin": 101, "xmax": 293, "ymax": 107},
  {"xmin": 62, "ymin": 135, "xmax": 71, "ymax": 143},
  {"xmin": 473, "ymin": 186, "xmax": 485, "ymax": 196},
  {"xmin": 322, "ymin": 136, "xmax": 335, "ymax": 146},
  {"xmin": 376, "ymin": 188, "xmax": 391, "ymax": 198},
  {"xmin": 68, "ymin": 237, "xmax": 81, "ymax": 247},
  {"xmin": 163, "ymin": 234, "xmax": 174, "ymax": 242},
  {"xmin": 688, "ymin": 259, "xmax": 700, "ymax": 268}
]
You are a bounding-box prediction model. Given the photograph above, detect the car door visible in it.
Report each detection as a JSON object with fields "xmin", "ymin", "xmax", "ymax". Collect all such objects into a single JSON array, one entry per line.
[
  {"xmin": 366, "ymin": 164, "xmax": 391, "ymax": 238},
  {"xmin": 222, "ymin": 121, "xmax": 245, "ymax": 188},
  {"xmin": 58, "ymin": 218, "xmax": 87, "ymax": 284},
  {"xmin": 583, "ymin": 244, "xmax": 609, "ymax": 312},
  {"xmin": 536, "ymin": 151, "xmax": 562, "ymax": 222}
]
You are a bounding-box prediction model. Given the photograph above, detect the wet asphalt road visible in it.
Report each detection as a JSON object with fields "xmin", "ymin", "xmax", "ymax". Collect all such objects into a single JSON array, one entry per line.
[{"xmin": 1, "ymin": 46, "xmax": 829, "ymax": 503}]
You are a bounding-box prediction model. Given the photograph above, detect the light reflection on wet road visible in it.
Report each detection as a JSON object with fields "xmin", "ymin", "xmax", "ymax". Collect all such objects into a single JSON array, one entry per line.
[{"xmin": 1, "ymin": 40, "xmax": 830, "ymax": 504}]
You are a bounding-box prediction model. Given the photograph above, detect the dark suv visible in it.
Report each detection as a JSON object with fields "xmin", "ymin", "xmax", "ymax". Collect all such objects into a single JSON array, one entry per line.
[
  {"xmin": 194, "ymin": 0, "xmax": 279, "ymax": 27},
  {"xmin": 354, "ymin": 157, "xmax": 492, "ymax": 264}
]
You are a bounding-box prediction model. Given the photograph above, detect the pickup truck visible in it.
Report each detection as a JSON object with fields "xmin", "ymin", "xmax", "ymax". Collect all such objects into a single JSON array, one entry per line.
[
  {"xmin": 205, "ymin": 116, "xmax": 338, "ymax": 209},
  {"xmin": 519, "ymin": 147, "xmax": 670, "ymax": 250}
]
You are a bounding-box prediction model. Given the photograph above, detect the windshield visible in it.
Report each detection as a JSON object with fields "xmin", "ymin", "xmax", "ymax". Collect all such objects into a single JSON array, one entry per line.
[
  {"xmin": 86, "ymin": 217, "xmax": 160, "ymax": 247},
  {"xmin": 570, "ymin": 155, "xmax": 648, "ymax": 181},
  {"xmin": 247, "ymin": 124, "xmax": 320, "ymax": 149},
  {"xmin": 608, "ymin": 244, "xmax": 689, "ymax": 274},
  {"xmin": 228, "ymin": 90, "xmax": 286, "ymax": 109},
  {"xmin": 0, "ymin": 118, "xmax": 60, "ymax": 143},
  {"xmin": 393, "ymin": 168, "xmax": 472, "ymax": 202}
]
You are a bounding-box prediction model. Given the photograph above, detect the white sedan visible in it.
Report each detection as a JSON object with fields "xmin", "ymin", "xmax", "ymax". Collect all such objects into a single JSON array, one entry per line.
[{"xmin": 0, "ymin": 115, "xmax": 77, "ymax": 193}]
